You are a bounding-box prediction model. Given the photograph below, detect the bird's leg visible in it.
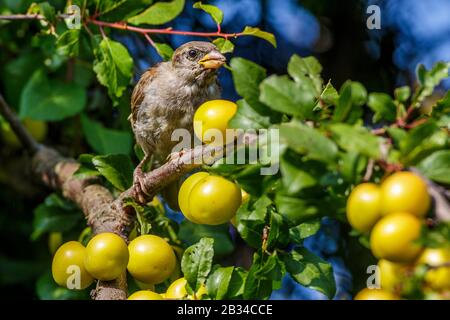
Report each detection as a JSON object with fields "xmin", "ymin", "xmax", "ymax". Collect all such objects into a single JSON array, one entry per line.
[{"xmin": 133, "ymin": 154, "xmax": 152, "ymax": 204}]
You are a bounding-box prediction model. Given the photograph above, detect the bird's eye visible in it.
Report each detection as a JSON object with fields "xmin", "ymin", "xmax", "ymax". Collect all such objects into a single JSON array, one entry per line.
[{"xmin": 188, "ymin": 49, "xmax": 198, "ymax": 58}]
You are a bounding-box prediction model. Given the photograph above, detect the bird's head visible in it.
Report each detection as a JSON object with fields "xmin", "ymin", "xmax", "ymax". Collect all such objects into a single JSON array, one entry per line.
[{"xmin": 171, "ymin": 41, "xmax": 226, "ymax": 83}]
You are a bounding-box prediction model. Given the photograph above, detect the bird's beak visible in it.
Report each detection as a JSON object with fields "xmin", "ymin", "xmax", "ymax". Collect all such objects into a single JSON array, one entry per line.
[{"xmin": 199, "ymin": 51, "xmax": 226, "ymax": 69}]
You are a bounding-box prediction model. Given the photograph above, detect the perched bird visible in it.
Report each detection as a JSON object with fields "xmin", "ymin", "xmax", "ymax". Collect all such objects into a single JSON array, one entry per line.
[{"xmin": 129, "ymin": 41, "xmax": 226, "ymax": 206}]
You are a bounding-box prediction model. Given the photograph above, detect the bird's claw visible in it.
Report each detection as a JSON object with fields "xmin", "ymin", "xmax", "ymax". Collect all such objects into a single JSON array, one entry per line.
[
  {"xmin": 166, "ymin": 149, "xmax": 187, "ymax": 163},
  {"xmin": 133, "ymin": 164, "xmax": 150, "ymax": 204}
]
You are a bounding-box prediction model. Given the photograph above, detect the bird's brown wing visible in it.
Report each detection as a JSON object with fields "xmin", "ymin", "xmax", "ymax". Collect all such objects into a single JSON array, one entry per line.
[{"xmin": 129, "ymin": 64, "xmax": 161, "ymax": 124}]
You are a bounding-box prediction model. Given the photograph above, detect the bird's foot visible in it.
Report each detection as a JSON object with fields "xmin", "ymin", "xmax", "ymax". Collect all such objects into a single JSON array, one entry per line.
[
  {"xmin": 166, "ymin": 149, "xmax": 187, "ymax": 163},
  {"xmin": 132, "ymin": 156, "xmax": 151, "ymax": 204},
  {"xmin": 133, "ymin": 167, "xmax": 151, "ymax": 204}
]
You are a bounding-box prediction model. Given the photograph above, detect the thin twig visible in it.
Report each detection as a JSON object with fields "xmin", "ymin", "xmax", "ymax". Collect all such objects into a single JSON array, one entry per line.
[
  {"xmin": 0, "ymin": 14, "xmax": 44, "ymax": 20},
  {"xmin": 363, "ymin": 159, "xmax": 375, "ymax": 182},
  {"xmin": 88, "ymin": 17, "xmax": 242, "ymax": 38},
  {"xmin": 371, "ymin": 128, "xmax": 386, "ymax": 136},
  {"xmin": 405, "ymin": 118, "xmax": 428, "ymax": 129},
  {"xmin": 143, "ymin": 33, "xmax": 157, "ymax": 49},
  {"xmin": 98, "ymin": 25, "xmax": 106, "ymax": 39}
]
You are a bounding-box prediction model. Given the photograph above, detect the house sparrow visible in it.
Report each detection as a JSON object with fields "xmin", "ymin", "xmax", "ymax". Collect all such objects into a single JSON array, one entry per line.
[{"xmin": 129, "ymin": 41, "xmax": 226, "ymax": 205}]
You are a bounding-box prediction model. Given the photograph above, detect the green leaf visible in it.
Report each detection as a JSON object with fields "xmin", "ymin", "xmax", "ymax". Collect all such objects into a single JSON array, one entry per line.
[
  {"xmin": 93, "ymin": 38, "xmax": 133, "ymax": 103},
  {"xmin": 250, "ymin": 195, "xmax": 272, "ymax": 221},
  {"xmin": 333, "ymin": 81, "xmax": 367, "ymax": 123},
  {"xmin": 329, "ymin": 123, "xmax": 382, "ymax": 159},
  {"xmin": 279, "ymin": 121, "xmax": 338, "ymax": 164},
  {"xmin": 153, "ymin": 42, "xmax": 174, "ymax": 61},
  {"xmin": 283, "ymin": 247, "xmax": 336, "ymax": 299},
  {"xmin": 31, "ymin": 195, "xmax": 82, "ymax": 240},
  {"xmin": 206, "ymin": 266, "xmax": 233, "ymax": 300},
  {"xmin": 128, "ymin": 0, "xmax": 185, "ymax": 25},
  {"xmin": 413, "ymin": 62, "xmax": 450, "ymax": 107},
  {"xmin": 433, "ymin": 91, "xmax": 450, "ymax": 118},
  {"xmin": 275, "ymin": 194, "xmax": 319, "ymax": 226},
  {"xmin": 387, "ymin": 127, "xmax": 407, "ymax": 148},
  {"xmin": 74, "ymin": 154, "xmax": 102, "ymax": 180},
  {"xmin": 38, "ymin": 2, "xmax": 56, "ymax": 23},
  {"xmin": 181, "ymin": 238, "xmax": 214, "ymax": 292},
  {"xmin": 96, "ymin": 0, "xmax": 128, "ymax": 15},
  {"xmin": 280, "ymin": 153, "xmax": 323, "ymax": 194},
  {"xmin": 193, "ymin": 2, "xmax": 223, "ymax": 25},
  {"xmin": 230, "ymin": 57, "xmax": 267, "ymax": 111},
  {"xmin": 179, "ymin": 221, "xmax": 234, "ymax": 257},
  {"xmin": 400, "ymin": 121, "xmax": 439, "ymax": 156},
  {"xmin": 266, "ymin": 212, "xmax": 289, "ymax": 250},
  {"xmin": 417, "ymin": 222, "xmax": 450, "ymax": 248},
  {"xmin": 243, "ymin": 252, "xmax": 284, "ymax": 299},
  {"xmin": 394, "ymin": 86, "xmax": 411, "ymax": 102},
  {"xmin": 289, "ymin": 218, "xmax": 321, "ymax": 243},
  {"xmin": 367, "ymin": 92, "xmax": 397, "ymax": 122},
  {"xmin": 417, "ymin": 150, "xmax": 450, "ymax": 184},
  {"xmin": 212, "ymin": 38, "xmax": 234, "ymax": 54},
  {"xmin": 81, "ymin": 114, "xmax": 132, "ymax": 155},
  {"xmin": 91, "ymin": 154, "xmax": 134, "ymax": 191},
  {"xmin": 287, "ymin": 55, "xmax": 323, "ymax": 94},
  {"xmin": 260, "ymin": 75, "xmax": 316, "ymax": 119},
  {"xmin": 318, "ymin": 81, "xmax": 339, "ymax": 107},
  {"xmin": 2, "ymin": 51, "xmax": 42, "ymax": 109},
  {"xmin": 229, "ymin": 99, "xmax": 271, "ymax": 130},
  {"xmin": 98, "ymin": 0, "xmax": 154, "ymax": 21},
  {"xmin": 56, "ymin": 29, "xmax": 80, "ymax": 57},
  {"xmin": 227, "ymin": 267, "xmax": 247, "ymax": 297},
  {"xmin": 339, "ymin": 151, "xmax": 367, "ymax": 183},
  {"xmin": 241, "ymin": 26, "xmax": 276, "ymax": 47},
  {"xmin": 19, "ymin": 69, "xmax": 86, "ymax": 121},
  {"xmin": 36, "ymin": 272, "xmax": 89, "ymax": 300},
  {"xmin": 235, "ymin": 197, "xmax": 269, "ymax": 248}
]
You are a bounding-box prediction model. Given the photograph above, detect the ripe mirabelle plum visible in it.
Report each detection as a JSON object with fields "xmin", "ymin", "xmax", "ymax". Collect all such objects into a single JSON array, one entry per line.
[
  {"xmin": 165, "ymin": 277, "xmax": 207, "ymax": 300},
  {"xmin": 127, "ymin": 290, "xmax": 164, "ymax": 300},
  {"xmin": 178, "ymin": 172, "xmax": 210, "ymax": 223},
  {"xmin": 178, "ymin": 172, "xmax": 242, "ymax": 225},
  {"xmin": 127, "ymin": 235, "xmax": 176, "ymax": 284},
  {"xmin": 193, "ymin": 99, "xmax": 237, "ymax": 145},
  {"xmin": 370, "ymin": 212, "xmax": 423, "ymax": 263},
  {"xmin": 346, "ymin": 183, "xmax": 382, "ymax": 232},
  {"xmin": 378, "ymin": 259, "xmax": 409, "ymax": 292},
  {"xmin": 48, "ymin": 232, "xmax": 63, "ymax": 255},
  {"xmin": 354, "ymin": 288, "xmax": 398, "ymax": 300},
  {"xmin": 52, "ymin": 241, "xmax": 94, "ymax": 290},
  {"xmin": 84, "ymin": 233, "xmax": 129, "ymax": 281},
  {"xmin": 417, "ymin": 248, "xmax": 450, "ymax": 291},
  {"xmin": 380, "ymin": 172, "xmax": 430, "ymax": 218},
  {"xmin": 2, "ymin": 118, "xmax": 47, "ymax": 148}
]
